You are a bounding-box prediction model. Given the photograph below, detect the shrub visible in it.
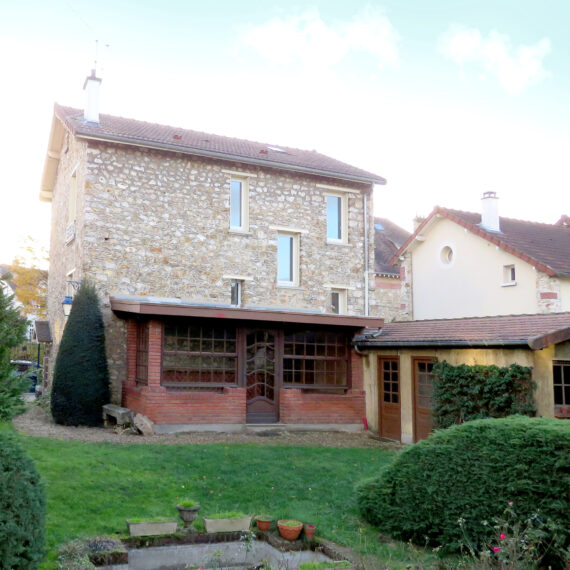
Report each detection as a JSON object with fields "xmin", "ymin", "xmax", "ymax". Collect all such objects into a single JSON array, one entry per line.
[
  {"xmin": 51, "ymin": 281, "xmax": 110, "ymax": 426},
  {"xmin": 356, "ymin": 416, "xmax": 570, "ymax": 568},
  {"xmin": 0, "ymin": 432, "xmax": 46, "ymax": 569},
  {"xmin": 432, "ymin": 361, "xmax": 536, "ymax": 429},
  {"xmin": 0, "ymin": 282, "xmax": 28, "ymax": 421}
]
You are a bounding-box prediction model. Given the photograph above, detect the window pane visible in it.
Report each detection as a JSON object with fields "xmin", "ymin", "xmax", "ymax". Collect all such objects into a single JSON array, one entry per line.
[
  {"xmin": 278, "ymin": 234, "xmax": 293, "ymax": 282},
  {"xmin": 230, "ymin": 180, "xmax": 242, "ymax": 227},
  {"xmin": 327, "ymin": 195, "xmax": 341, "ymax": 240},
  {"xmin": 331, "ymin": 291, "xmax": 339, "ymax": 314}
]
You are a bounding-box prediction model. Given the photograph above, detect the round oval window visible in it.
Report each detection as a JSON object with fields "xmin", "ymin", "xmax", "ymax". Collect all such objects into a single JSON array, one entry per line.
[{"xmin": 440, "ymin": 245, "xmax": 454, "ymax": 264}]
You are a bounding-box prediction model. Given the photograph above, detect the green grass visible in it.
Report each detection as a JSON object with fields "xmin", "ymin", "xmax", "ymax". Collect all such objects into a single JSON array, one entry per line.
[{"xmin": 13, "ymin": 432, "xmax": 436, "ymax": 569}]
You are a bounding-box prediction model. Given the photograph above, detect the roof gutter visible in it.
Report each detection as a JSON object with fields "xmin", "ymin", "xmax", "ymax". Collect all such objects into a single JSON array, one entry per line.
[
  {"xmin": 353, "ymin": 339, "xmax": 532, "ymax": 349},
  {"xmin": 74, "ymin": 132, "xmax": 387, "ymax": 186}
]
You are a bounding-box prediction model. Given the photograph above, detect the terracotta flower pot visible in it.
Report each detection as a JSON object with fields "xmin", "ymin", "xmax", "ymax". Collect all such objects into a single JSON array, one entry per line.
[
  {"xmin": 277, "ymin": 519, "xmax": 303, "ymax": 541},
  {"xmin": 255, "ymin": 516, "xmax": 272, "ymax": 531},
  {"xmin": 304, "ymin": 524, "xmax": 316, "ymax": 541}
]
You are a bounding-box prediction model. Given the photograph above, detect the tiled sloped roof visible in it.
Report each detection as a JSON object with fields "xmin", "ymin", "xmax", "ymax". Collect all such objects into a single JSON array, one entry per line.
[
  {"xmin": 54, "ymin": 105, "xmax": 386, "ymax": 185},
  {"xmin": 374, "ymin": 218, "xmax": 410, "ymax": 276},
  {"xmin": 393, "ymin": 207, "xmax": 570, "ymax": 276},
  {"xmin": 355, "ymin": 312, "xmax": 570, "ymax": 350}
]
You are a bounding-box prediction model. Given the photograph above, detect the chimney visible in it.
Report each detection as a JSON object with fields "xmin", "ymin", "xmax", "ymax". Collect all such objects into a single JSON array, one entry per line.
[
  {"xmin": 480, "ymin": 191, "xmax": 500, "ymax": 232},
  {"xmin": 83, "ymin": 69, "xmax": 102, "ymax": 124}
]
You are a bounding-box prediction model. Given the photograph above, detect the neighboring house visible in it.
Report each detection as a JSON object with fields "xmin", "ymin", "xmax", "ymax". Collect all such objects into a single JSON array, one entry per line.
[
  {"xmin": 40, "ymin": 72, "xmax": 386, "ymax": 430},
  {"xmin": 394, "ymin": 192, "xmax": 570, "ymax": 320},
  {"xmin": 373, "ymin": 217, "xmax": 410, "ymax": 321},
  {"xmin": 355, "ymin": 312, "xmax": 570, "ymax": 443}
]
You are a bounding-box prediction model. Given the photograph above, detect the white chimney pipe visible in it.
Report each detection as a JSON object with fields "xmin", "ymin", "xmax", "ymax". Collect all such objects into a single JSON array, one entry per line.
[
  {"xmin": 481, "ymin": 191, "xmax": 500, "ymax": 232},
  {"xmin": 83, "ymin": 69, "xmax": 102, "ymax": 124}
]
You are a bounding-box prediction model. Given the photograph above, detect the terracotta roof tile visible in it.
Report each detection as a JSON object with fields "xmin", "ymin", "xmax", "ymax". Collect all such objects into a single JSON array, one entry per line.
[
  {"xmin": 55, "ymin": 105, "xmax": 386, "ymax": 185},
  {"xmin": 355, "ymin": 312, "xmax": 570, "ymax": 349}
]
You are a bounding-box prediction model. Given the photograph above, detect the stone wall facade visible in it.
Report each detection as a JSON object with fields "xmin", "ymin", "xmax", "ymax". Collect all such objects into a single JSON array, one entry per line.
[
  {"xmin": 47, "ymin": 135, "xmax": 378, "ymax": 403},
  {"xmin": 536, "ymin": 272, "xmax": 562, "ymax": 313}
]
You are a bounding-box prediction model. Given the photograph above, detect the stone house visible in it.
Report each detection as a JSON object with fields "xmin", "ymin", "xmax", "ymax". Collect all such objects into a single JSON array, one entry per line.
[
  {"xmin": 394, "ymin": 192, "xmax": 570, "ymax": 320},
  {"xmin": 372, "ymin": 218, "xmax": 410, "ymax": 322},
  {"xmin": 355, "ymin": 312, "xmax": 570, "ymax": 443},
  {"xmin": 40, "ymin": 72, "xmax": 386, "ymax": 431}
]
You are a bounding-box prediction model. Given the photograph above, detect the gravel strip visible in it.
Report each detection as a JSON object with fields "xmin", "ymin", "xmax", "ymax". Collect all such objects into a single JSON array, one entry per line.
[{"xmin": 14, "ymin": 405, "xmax": 401, "ymax": 449}]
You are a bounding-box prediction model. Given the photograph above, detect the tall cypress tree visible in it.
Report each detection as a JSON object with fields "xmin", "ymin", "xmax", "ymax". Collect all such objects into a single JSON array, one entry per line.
[{"xmin": 51, "ymin": 281, "xmax": 110, "ymax": 426}]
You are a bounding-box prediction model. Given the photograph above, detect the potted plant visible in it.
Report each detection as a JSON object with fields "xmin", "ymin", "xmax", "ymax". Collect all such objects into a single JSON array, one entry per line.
[
  {"xmin": 254, "ymin": 514, "xmax": 273, "ymax": 532},
  {"xmin": 203, "ymin": 512, "xmax": 252, "ymax": 533},
  {"xmin": 277, "ymin": 519, "xmax": 303, "ymax": 541},
  {"xmin": 304, "ymin": 523, "xmax": 316, "ymax": 541},
  {"xmin": 126, "ymin": 517, "xmax": 178, "ymax": 537},
  {"xmin": 176, "ymin": 498, "xmax": 202, "ymax": 526}
]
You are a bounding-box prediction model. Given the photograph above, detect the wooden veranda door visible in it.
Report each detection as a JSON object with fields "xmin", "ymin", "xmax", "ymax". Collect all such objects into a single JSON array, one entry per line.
[
  {"xmin": 378, "ymin": 357, "xmax": 401, "ymax": 441},
  {"xmin": 245, "ymin": 330, "xmax": 279, "ymax": 423},
  {"xmin": 413, "ymin": 358, "xmax": 436, "ymax": 442}
]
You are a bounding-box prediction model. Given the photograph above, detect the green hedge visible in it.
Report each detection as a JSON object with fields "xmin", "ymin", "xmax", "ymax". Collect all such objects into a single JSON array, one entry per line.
[
  {"xmin": 432, "ymin": 361, "xmax": 536, "ymax": 429},
  {"xmin": 0, "ymin": 432, "xmax": 46, "ymax": 569},
  {"xmin": 356, "ymin": 417, "xmax": 570, "ymax": 566}
]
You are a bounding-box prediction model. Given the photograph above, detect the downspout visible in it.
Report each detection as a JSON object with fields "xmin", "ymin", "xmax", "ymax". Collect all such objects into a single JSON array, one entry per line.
[{"xmin": 363, "ymin": 187, "xmax": 370, "ymax": 316}]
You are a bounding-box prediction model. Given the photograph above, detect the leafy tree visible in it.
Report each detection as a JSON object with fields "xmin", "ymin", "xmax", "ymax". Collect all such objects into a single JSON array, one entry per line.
[
  {"xmin": 8, "ymin": 236, "xmax": 49, "ymax": 319},
  {"xmin": 0, "ymin": 278, "xmax": 28, "ymax": 421},
  {"xmin": 51, "ymin": 281, "xmax": 110, "ymax": 426}
]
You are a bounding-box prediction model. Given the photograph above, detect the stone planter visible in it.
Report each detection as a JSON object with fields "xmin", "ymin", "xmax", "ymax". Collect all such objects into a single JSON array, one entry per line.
[
  {"xmin": 203, "ymin": 515, "xmax": 252, "ymax": 533},
  {"xmin": 176, "ymin": 504, "xmax": 201, "ymax": 526},
  {"xmin": 277, "ymin": 519, "xmax": 303, "ymax": 541},
  {"xmin": 127, "ymin": 519, "xmax": 178, "ymax": 537}
]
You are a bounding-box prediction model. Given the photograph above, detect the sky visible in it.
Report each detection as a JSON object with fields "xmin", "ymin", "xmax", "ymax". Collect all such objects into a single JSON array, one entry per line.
[{"xmin": 1, "ymin": 0, "xmax": 569, "ymax": 268}]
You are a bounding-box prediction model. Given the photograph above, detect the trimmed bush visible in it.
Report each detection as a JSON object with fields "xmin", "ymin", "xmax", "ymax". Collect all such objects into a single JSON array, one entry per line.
[
  {"xmin": 51, "ymin": 281, "xmax": 110, "ymax": 426},
  {"xmin": 356, "ymin": 417, "xmax": 570, "ymax": 566},
  {"xmin": 0, "ymin": 432, "xmax": 46, "ymax": 569},
  {"xmin": 432, "ymin": 361, "xmax": 536, "ymax": 429}
]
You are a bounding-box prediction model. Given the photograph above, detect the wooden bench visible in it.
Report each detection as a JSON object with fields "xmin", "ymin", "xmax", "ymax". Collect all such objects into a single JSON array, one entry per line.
[{"xmin": 102, "ymin": 404, "xmax": 134, "ymax": 427}]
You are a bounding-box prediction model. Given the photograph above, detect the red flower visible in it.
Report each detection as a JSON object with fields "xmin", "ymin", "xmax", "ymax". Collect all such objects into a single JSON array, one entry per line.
[
  {"xmin": 500, "ymin": 533, "xmax": 506, "ymax": 540},
  {"xmin": 493, "ymin": 547, "xmax": 500, "ymax": 553}
]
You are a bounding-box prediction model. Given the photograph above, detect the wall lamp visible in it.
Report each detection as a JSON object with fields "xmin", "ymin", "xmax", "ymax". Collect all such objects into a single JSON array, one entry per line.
[{"xmin": 62, "ymin": 280, "xmax": 82, "ymax": 317}]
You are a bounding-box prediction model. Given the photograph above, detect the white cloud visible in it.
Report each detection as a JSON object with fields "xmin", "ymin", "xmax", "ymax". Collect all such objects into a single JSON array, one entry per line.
[
  {"xmin": 438, "ymin": 26, "xmax": 551, "ymax": 94},
  {"xmin": 241, "ymin": 6, "xmax": 399, "ymax": 69}
]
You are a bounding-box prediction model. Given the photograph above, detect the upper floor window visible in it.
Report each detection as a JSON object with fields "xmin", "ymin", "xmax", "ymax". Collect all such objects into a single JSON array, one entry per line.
[
  {"xmin": 277, "ymin": 232, "xmax": 299, "ymax": 286},
  {"xmin": 502, "ymin": 264, "xmax": 516, "ymax": 286},
  {"xmin": 326, "ymin": 193, "xmax": 347, "ymax": 243},
  {"xmin": 330, "ymin": 288, "xmax": 347, "ymax": 314},
  {"xmin": 230, "ymin": 178, "xmax": 249, "ymax": 231}
]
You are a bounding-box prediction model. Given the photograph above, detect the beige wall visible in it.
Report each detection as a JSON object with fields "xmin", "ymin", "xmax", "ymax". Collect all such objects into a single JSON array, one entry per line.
[
  {"xmin": 409, "ymin": 219, "xmax": 541, "ymax": 319},
  {"xmin": 362, "ymin": 345, "xmax": 557, "ymax": 444}
]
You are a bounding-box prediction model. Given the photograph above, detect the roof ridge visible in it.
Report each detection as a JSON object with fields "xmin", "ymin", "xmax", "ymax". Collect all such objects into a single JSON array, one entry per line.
[
  {"xmin": 441, "ymin": 206, "xmax": 565, "ymax": 228},
  {"xmin": 386, "ymin": 312, "xmax": 570, "ymax": 325}
]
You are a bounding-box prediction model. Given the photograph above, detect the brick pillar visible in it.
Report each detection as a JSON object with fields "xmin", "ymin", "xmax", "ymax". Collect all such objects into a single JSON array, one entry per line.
[
  {"xmin": 126, "ymin": 320, "xmax": 137, "ymax": 386},
  {"xmin": 350, "ymin": 349, "xmax": 363, "ymax": 390},
  {"xmin": 147, "ymin": 320, "xmax": 163, "ymax": 389}
]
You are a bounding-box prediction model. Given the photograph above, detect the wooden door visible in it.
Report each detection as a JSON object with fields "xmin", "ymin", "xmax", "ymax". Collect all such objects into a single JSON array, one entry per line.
[
  {"xmin": 378, "ymin": 357, "xmax": 401, "ymax": 441},
  {"xmin": 413, "ymin": 358, "xmax": 436, "ymax": 442},
  {"xmin": 245, "ymin": 330, "xmax": 279, "ymax": 423}
]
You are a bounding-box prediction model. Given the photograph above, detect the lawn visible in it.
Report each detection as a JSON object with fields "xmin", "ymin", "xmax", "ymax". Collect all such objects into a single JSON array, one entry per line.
[{"xmin": 16, "ymin": 433, "xmax": 434, "ymax": 569}]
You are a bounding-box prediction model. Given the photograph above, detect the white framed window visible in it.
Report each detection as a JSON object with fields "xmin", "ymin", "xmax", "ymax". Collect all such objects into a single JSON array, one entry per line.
[
  {"xmin": 277, "ymin": 232, "xmax": 299, "ymax": 286},
  {"xmin": 502, "ymin": 264, "xmax": 516, "ymax": 286},
  {"xmin": 230, "ymin": 280, "xmax": 242, "ymax": 307},
  {"xmin": 230, "ymin": 177, "xmax": 249, "ymax": 231},
  {"xmin": 437, "ymin": 242, "xmax": 455, "ymax": 267},
  {"xmin": 330, "ymin": 288, "xmax": 347, "ymax": 314},
  {"xmin": 326, "ymin": 193, "xmax": 347, "ymax": 243}
]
